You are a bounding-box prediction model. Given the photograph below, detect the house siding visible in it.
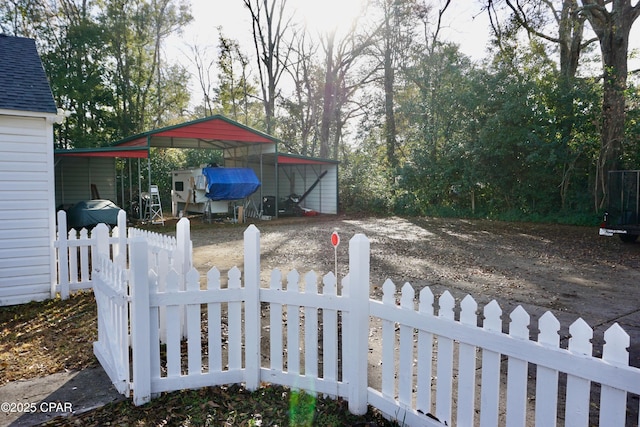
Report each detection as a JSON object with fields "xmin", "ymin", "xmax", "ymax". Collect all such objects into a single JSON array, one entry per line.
[{"xmin": 0, "ymin": 115, "xmax": 55, "ymax": 306}]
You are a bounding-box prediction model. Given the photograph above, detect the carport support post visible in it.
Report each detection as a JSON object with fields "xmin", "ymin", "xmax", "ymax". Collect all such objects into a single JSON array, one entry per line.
[
  {"xmin": 244, "ymin": 224, "xmax": 261, "ymax": 390},
  {"xmin": 347, "ymin": 233, "xmax": 370, "ymax": 415},
  {"xmin": 130, "ymin": 237, "xmax": 151, "ymax": 406}
]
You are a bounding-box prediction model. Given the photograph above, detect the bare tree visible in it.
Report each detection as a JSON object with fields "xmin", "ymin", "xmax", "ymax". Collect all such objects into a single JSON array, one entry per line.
[
  {"xmin": 188, "ymin": 43, "xmax": 216, "ymax": 117},
  {"xmin": 318, "ymin": 14, "xmax": 380, "ymax": 159},
  {"xmin": 243, "ymin": 0, "xmax": 293, "ymax": 134},
  {"xmin": 374, "ymin": 0, "xmax": 449, "ymax": 171},
  {"xmin": 281, "ymin": 29, "xmax": 322, "ymax": 155}
]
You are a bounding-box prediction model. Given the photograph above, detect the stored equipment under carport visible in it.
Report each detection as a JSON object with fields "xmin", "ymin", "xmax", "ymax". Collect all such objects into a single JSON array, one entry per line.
[{"xmin": 278, "ymin": 170, "xmax": 328, "ymax": 216}]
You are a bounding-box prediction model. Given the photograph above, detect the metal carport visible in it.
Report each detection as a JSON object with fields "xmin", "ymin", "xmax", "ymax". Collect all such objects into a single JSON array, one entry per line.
[{"xmin": 55, "ymin": 115, "xmax": 339, "ymax": 218}]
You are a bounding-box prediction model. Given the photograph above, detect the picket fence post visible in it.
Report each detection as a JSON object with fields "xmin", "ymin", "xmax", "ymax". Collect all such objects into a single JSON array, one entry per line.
[
  {"xmin": 56, "ymin": 210, "xmax": 70, "ymax": 299},
  {"xmin": 347, "ymin": 233, "xmax": 370, "ymax": 415},
  {"xmin": 130, "ymin": 237, "xmax": 151, "ymax": 406},
  {"xmin": 176, "ymin": 218, "xmax": 191, "ymax": 339},
  {"xmin": 176, "ymin": 217, "xmax": 191, "ymax": 271},
  {"xmin": 93, "ymin": 223, "xmax": 110, "ymax": 268},
  {"xmin": 244, "ymin": 224, "xmax": 261, "ymax": 391},
  {"xmin": 113, "ymin": 210, "xmax": 127, "ymax": 269}
]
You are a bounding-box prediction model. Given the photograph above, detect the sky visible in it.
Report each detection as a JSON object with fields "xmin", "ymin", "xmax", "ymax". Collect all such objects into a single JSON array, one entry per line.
[
  {"xmin": 167, "ymin": 0, "xmax": 493, "ymax": 105},
  {"xmin": 166, "ymin": 1, "xmax": 640, "ymax": 107},
  {"xmin": 172, "ymin": 1, "xmax": 491, "ymax": 57}
]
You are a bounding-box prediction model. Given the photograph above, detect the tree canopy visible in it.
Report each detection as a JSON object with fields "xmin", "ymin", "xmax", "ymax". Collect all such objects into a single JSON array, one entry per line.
[{"xmin": 2, "ymin": 0, "xmax": 639, "ymax": 223}]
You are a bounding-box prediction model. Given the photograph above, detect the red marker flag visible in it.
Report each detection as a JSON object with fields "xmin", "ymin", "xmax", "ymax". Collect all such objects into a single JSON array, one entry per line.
[{"xmin": 331, "ymin": 231, "xmax": 340, "ymax": 247}]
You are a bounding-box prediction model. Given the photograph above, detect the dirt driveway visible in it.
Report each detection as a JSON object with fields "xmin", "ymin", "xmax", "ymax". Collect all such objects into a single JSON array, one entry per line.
[{"xmin": 187, "ymin": 214, "xmax": 640, "ymax": 367}]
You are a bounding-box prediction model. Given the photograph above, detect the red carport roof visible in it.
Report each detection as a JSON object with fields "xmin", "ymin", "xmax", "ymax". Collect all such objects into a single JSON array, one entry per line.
[
  {"xmin": 115, "ymin": 115, "xmax": 280, "ymax": 149},
  {"xmin": 54, "ymin": 115, "xmax": 338, "ymax": 165}
]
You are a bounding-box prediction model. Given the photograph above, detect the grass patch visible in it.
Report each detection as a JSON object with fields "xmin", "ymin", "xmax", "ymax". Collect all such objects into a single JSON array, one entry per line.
[
  {"xmin": 2, "ymin": 293, "xmax": 399, "ymax": 426},
  {"xmin": 0, "ymin": 292, "xmax": 98, "ymax": 383},
  {"xmin": 41, "ymin": 384, "xmax": 398, "ymax": 426}
]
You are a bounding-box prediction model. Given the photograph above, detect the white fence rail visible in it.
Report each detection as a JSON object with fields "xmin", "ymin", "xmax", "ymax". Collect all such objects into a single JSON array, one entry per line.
[
  {"xmin": 52, "ymin": 210, "xmax": 183, "ymax": 299},
  {"xmin": 94, "ymin": 221, "xmax": 640, "ymax": 426}
]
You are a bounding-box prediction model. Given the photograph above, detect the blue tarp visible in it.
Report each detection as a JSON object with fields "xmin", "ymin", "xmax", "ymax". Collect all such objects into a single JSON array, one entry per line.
[{"xmin": 202, "ymin": 167, "xmax": 261, "ymax": 201}]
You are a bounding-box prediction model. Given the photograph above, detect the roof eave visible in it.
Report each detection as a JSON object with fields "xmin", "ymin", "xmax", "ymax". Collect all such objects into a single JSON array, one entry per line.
[{"xmin": 0, "ymin": 108, "xmax": 60, "ymax": 121}]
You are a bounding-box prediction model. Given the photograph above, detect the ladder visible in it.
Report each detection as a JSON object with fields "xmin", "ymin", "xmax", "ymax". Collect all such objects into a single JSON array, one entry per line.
[{"xmin": 148, "ymin": 184, "xmax": 164, "ymax": 225}]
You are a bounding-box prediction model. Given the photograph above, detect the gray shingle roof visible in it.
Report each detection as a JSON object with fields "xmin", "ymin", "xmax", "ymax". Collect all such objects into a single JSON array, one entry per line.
[{"xmin": 0, "ymin": 34, "xmax": 57, "ymax": 114}]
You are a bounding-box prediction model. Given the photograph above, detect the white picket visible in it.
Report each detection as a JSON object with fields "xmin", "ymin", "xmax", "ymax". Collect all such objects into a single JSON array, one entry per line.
[
  {"xmin": 207, "ymin": 267, "xmax": 222, "ymax": 373},
  {"xmin": 55, "ymin": 210, "xmax": 70, "ymax": 299},
  {"xmin": 480, "ymin": 300, "xmax": 502, "ymax": 427},
  {"xmin": 269, "ymin": 269, "xmax": 284, "ymax": 372},
  {"xmin": 381, "ymin": 279, "xmax": 396, "ymax": 400},
  {"xmin": 599, "ymin": 323, "xmax": 629, "ymax": 426},
  {"xmin": 227, "ymin": 267, "xmax": 242, "ymax": 371},
  {"xmin": 157, "ymin": 250, "xmax": 170, "ymax": 344},
  {"xmin": 67, "ymin": 230, "xmax": 78, "ymax": 284},
  {"xmin": 129, "ymin": 237, "xmax": 150, "ymax": 405},
  {"xmin": 416, "ymin": 286, "xmax": 435, "ymax": 416},
  {"xmin": 457, "ymin": 295, "xmax": 478, "ymax": 426},
  {"xmin": 287, "ymin": 270, "xmax": 301, "ymax": 377},
  {"xmin": 79, "ymin": 228, "xmax": 89, "ymax": 282},
  {"xmin": 565, "ymin": 318, "xmax": 593, "ymax": 427},
  {"xmin": 398, "ymin": 283, "xmax": 415, "ymax": 408},
  {"xmin": 304, "ymin": 271, "xmax": 319, "ymax": 392},
  {"xmin": 186, "ymin": 268, "xmax": 202, "ymax": 375},
  {"xmin": 165, "ymin": 269, "xmax": 182, "ymax": 378},
  {"xmin": 435, "ymin": 290, "xmax": 455, "ymax": 425},
  {"xmin": 535, "ymin": 311, "xmax": 560, "ymax": 427},
  {"xmin": 506, "ymin": 305, "xmax": 530, "ymax": 427},
  {"xmin": 346, "ymin": 233, "xmax": 370, "ymax": 416},
  {"xmin": 244, "ymin": 224, "xmax": 261, "ymax": 391},
  {"xmin": 148, "ymin": 269, "xmax": 161, "ymax": 381},
  {"xmin": 322, "ymin": 272, "xmax": 338, "ymax": 396}
]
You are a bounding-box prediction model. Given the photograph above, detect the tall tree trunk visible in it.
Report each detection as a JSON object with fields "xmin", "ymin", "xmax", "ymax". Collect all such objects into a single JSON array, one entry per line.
[
  {"xmin": 383, "ymin": 17, "xmax": 397, "ymax": 171},
  {"xmin": 319, "ymin": 32, "xmax": 336, "ymax": 159},
  {"xmin": 379, "ymin": 0, "xmax": 402, "ymax": 171},
  {"xmin": 581, "ymin": 0, "xmax": 640, "ymax": 209},
  {"xmin": 557, "ymin": 0, "xmax": 584, "ymax": 209},
  {"xmin": 244, "ymin": 0, "xmax": 290, "ymax": 135}
]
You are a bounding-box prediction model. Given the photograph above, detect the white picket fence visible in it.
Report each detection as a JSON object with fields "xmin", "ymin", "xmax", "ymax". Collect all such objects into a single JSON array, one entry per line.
[
  {"xmin": 52, "ymin": 210, "xmax": 183, "ymax": 299},
  {"xmin": 91, "ymin": 219, "xmax": 640, "ymax": 426}
]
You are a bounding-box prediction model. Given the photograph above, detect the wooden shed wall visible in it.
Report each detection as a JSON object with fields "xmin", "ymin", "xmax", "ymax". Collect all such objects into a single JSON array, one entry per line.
[{"xmin": 0, "ymin": 115, "xmax": 55, "ymax": 306}]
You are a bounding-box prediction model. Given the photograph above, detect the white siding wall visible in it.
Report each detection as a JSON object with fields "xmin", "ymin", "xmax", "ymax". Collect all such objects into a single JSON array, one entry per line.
[
  {"xmin": 55, "ymin": 157, "xmax": 116, "ymax": 207},
  {"xmin": 0, "ymin": 115, "xmax": 55, "ymax": 306}
]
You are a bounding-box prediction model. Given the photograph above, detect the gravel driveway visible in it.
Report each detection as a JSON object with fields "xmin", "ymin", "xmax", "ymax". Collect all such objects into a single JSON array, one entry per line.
[{"xmin": 188, "ymin": 214, "xmax": 640, "ymax": 366}]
